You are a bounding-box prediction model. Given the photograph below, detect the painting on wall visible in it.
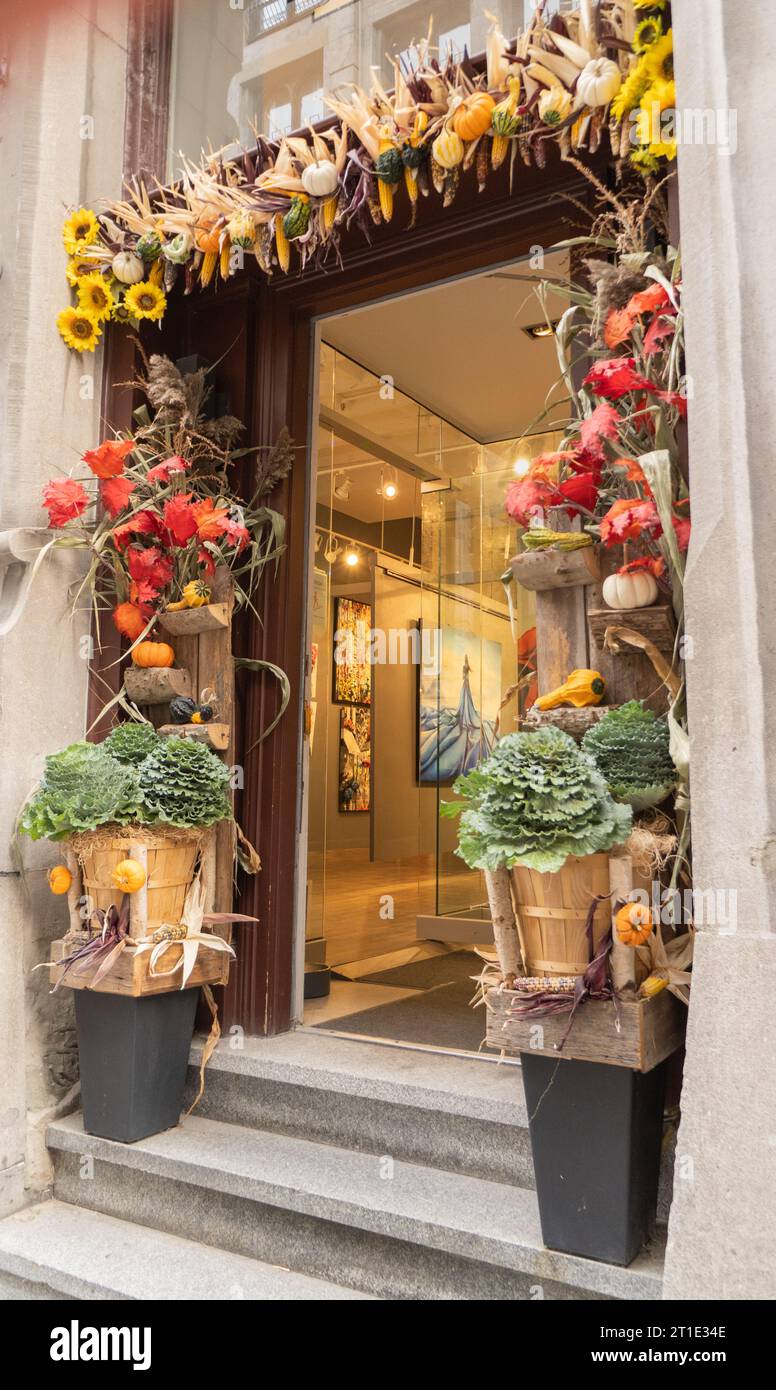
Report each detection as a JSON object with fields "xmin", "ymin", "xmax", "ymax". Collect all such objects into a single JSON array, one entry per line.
[
  {"xmin": 418, "ymin": 629, "xmax": 502, "ymax": 784},
  {"xmin": 332, "ymin": 597, "xmax": 371, "ymax": 705},
  {"xmin": 339, "ymin": 706, "xmax": 371, "ymax": 812}
]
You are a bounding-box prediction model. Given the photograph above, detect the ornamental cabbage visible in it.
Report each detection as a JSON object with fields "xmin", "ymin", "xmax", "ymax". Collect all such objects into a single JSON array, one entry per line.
[
  {"xmin": 20, "ymin": 742, "xmax": 143, "ymax": 841},
  {"xmin": 103, "ymin": 722, "xmax": 161, "ymax": 766},
  {"xmin": 137, "ymin": 736, "xmax": 231, "ymax": 828},
  {"xmin": 442, "ymin": 726, "xmax": 632, "ymax": 874},
  {"xmin": 582, "ymin": 701, "xmax": 676, "ymax": 810}
]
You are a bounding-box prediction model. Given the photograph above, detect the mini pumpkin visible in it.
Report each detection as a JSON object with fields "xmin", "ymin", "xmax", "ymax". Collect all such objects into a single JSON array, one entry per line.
[
  {"xmin": 301, "ymin": 160, "xmax": 339, "ymax": 198},
  {"xmin": 111, "ymin": 858, "xmax": 147, "ymax": 894},
  {"xmin": 111, "ymin": 251, "xmax": 145, "ymax": 284},
  {"xmin": 131, "ymin": 640, "xmax": 175, "ymax": 669},
  {"xmin": 602, "ymin": 571, "xmax": 658, "ymax": 610},
  {"xmin": 431, "ymin": 128, "xmax": 465, "ymax": 170},
  {"xmin": 575, "ymin": 57, "xmax": 622, "ymax": 109},
  {"xmin": 48, "ymin": 865, "xmax": 73, "ymax": 896},
  {"xmin": 451, "ymin": 92, "xmax": 495, "ymax": 141},
  {"xmin": 194, "ymin": 208, "xmax": 222, "ymax": 254},
  {"xmin": 615, "ymin": 901, "xmax": 653, "ymax": 947}
]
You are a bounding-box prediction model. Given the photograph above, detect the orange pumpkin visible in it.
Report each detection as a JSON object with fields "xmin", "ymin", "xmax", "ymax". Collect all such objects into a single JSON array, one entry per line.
[
  {"xmin": 48, "ymin": 865, "xmax": 72, "ymax": 896},
  {"xmin": 194, "ymin": 207, "xmax": 222, "ymax": 254},
  {"xmin": 451, "ymin": 92, "xmax": 495, "ymax": 141},
  {"xmin": 615, "ymin": 901, "xmax": 653, "ymax": 947},
  {"xmin": 111, "ymin": 858, "xmax": 147, "ymax": 893},
  {"xmin": 131, "ymin": 640, "xmax": 175, "ymax": 669}
]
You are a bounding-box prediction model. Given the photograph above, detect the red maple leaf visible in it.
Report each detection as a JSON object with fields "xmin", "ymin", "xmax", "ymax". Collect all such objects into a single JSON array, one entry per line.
[
  {"xmin": 126, "ymin": 545, "xmax": 174, "ymax": 596},
  {"xmin": 600, "ymin": 497, "xmax": 662, "ymax": 546},
  {"xmin": 100, "ymin": 475, "xmax": 137, "ymax": 517},
  {"xmin": 192, "ymin": 498, "xmax": 231, "ymax": 540},
  {"xmin": 82, "ymin": 438, "xmax": 134, "ymax": 480},
  {"xmin": 42, "ymin": 478, "xmax": 90, "ymax": 528},
  {"xmin": 147, "ymin": 455, "xmax": 191, "ymax": 484},
  {"xmin": 580, "ymin": 403, "xmax": 620, "ymax": 453},
  {"xmin": 198, "ymin": 545, "xmax": 217, "ymax": 577},
  {"xmin": 617, "ymin": 555, "xmax": 666, "ymax": 578},
  {"xmin": 626, "ymin": 282, "xmax": 671, "ymax": 317},
  {"xmin": 644, "ymin": 313, "xmax": 677, "ymax": 357},
  {"xmin": 112, "ymin": 509, "xmax": 163, "ymax": 548},
  {"xmin": 584, "ymin": 358, "xmax": 655, "ymax": 400},
  {"xmin": 162, "ymin": 493, "xmax": 198, "ymax": 546},
  {"xmin": 604, "ymin": 307, "xmax": 636, "ymax": 350},
  {"xmin": 505, "ymin": 478, "xmax": 554, "ymax": 526}
]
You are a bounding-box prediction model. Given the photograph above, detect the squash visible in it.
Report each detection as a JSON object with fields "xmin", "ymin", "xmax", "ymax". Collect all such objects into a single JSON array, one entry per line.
[
  {"xmin": 165, "ymin": 580, "xmax": 211, "ymax": 611},
  {"xmin": 639, "ymin": 973, "xmax": 668, "ymax": 998},
  {"xmin": 169, "ymin": 695, "xmax": 197, "ymax": 724},
  {"xmin": 431, "ymin": 128, "xmax": 465, "ymax": 170},
  {"xmin": 226, "ymin": 212, "xmax": 256, "ymax": 248},
  {"xmin": 131, "ymin": 640, "xmax": 175, "ymax": 669},
  {"xmin": 111, "ymin": 251, "xmax": 145, "ymax": 284},
  {"xmin": 491, "ymin": 76, "xmax": 522, "ymax": 169},
  {"xmin": 301, "ymin": 160, "xmax": 339, "ymax": 198},
  {"xmin": 48, "ymin": 865, "xmax": 72, "ymax": 896},
  {"xmin": 194, "ymin": 208, "xmax": 222, "ymax": 254},
  {"xmin": 534, "ymin": 669, "xmax": 606, "ymax": 711},
  {"xmin": 602, "ymin": 571, "xmax": 658, "ymax": 610},
  {"xmin": 451, "ymin": 92, "xmax": 495, "ymax": 141},
  {"xmin": 538, "ymin": 86, "xmax": 573, "ymax": 126},
  {"xmin": 615, "ymin": 901, "xmax": 653, "ymax": 947},
  {"xmin": 162, "ymin": 231, "xmax": 194, "ymax": 264},
  {"xmin": 282, "ymin": 195, "xmax": 311, "ymax": 241},
  {"xmin": 575, "ymin": 57, "xmax": 622, "ymax": 109},
  {"xmin": 375, "ymin": 138, "xmax": 402, "ymax": 222},
  {"xmin": 136, "ymin": 231, "xmax": 161, "ymax": 262},
  {"xmin": 111, "ymin": 858, "xmax": 147, "ymax": 894}
]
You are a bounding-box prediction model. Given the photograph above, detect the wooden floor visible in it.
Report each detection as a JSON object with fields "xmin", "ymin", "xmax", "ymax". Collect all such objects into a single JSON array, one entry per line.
[{"xmin": 306, "ymin": 848, "xmax": 484, "ymax": 966}]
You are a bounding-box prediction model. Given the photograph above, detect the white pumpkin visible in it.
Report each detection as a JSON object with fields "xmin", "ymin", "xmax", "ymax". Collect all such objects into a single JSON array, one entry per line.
[
  {"xmin": 111, "ymin": 251, "xmax": 145, "ymax": 284},
  {"xmin": 301, "ymin": 161, "xmax": 339, "ymax": 198},
  {"xmin": 602, "ymin": 571, "xmax": 658, "ymax": 610},
  {"xmin": 576, "ymin": 58, "xmax": 622, "ymax": 109}
]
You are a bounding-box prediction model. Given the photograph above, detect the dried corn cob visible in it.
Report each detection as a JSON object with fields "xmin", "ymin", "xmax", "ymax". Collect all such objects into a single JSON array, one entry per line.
[
  {"xmin": 430, "ymin": 156, "xmax": 445, "ymax": 194},
  {"xmin": 442, "ymin": 166, "xmax": 461, "ymax": 208},
  {"xmin": 476, "ymin": 139, "xmax": 489, "ymax": 192},
  {"xmin": 323, "ymin": 195, "xmax": 338, "ymax": 231},
  {"xmin": 404, "ymin": 166, "xmax": 418, "ymax": 204},
  {"xmin": 522, "ymin": 527, "xmax": 593, "ymax": 552},
  {"xmin": 219, "ymin": 238, "xmax": 231, "ymax": 280},
  {"xmin": 199, "ymin": 251, "xmax": 217, "ymax": 287},
  {"xmin": 274, "ymin": 213, "xmax": 290, "ymax": 273}
]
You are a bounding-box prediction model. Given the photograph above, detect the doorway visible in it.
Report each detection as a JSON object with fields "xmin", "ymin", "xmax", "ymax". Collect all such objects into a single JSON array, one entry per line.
[{"xmin": 298, "ymin": 252, "xmax": 568, "ymax": 1053}]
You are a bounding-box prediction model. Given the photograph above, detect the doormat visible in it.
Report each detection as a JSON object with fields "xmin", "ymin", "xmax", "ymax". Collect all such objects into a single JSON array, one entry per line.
[{"xmin": 316, "ymin": 950, "xmax": 487, "ymax": 1053}]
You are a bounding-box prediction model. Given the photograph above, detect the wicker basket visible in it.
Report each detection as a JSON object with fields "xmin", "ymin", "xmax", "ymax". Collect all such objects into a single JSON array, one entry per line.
[
  {"xmin": 69, "ymin": 826, "xmax": 204, "ymax": 939},
  {"xmin": 511, "ymin": 853, "xmax": 611, "ymax": 977}
]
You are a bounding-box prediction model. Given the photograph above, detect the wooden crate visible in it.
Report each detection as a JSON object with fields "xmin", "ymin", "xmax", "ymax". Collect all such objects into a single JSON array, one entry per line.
[
  {"xmin": 510, "ymin": 546, "xmax": 601, "ymax": 592},
  {"xmin": 49, "ymin": 934, "xmax": 229, "ymax": 998},
  {"xmin": 484, "ymin": 985, "xmax": 685, "ymax": 1072}
]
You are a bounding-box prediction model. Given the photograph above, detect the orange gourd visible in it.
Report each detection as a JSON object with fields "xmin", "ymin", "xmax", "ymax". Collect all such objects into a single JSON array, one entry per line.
[
  {"xmin": 131, "ymin": 640, "xmax": 175, "ymax": 669},
  {"xmin": 615, "ymin": 901, "xmax": 653, "ymax": 947},
  {"xmin": 194, "ymin": 208, "xmax": 222, "ymax": 254},
  {"xmin": 451, "ymin": 92, "xmax": 495, "ymax": 141},
  {"xmin": 48, "ymin": 865, "xmax": 72, "ymax": 895},
  {"xmin": 111, "ymin": 858, "xmax": 147, "ymax": 893}
]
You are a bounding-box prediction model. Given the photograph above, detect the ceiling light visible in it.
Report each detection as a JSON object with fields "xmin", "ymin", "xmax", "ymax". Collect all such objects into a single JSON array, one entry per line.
[
  {"xmin": 333, "ymin": 471, "xmax": 351, "ymax": 501},
  {"xmin": 523, "ymin": 321, "xmax": 557, "ymax": 340},
  {"xmin": 513, "ymin": 456, "xmax": 532, "ymax": 477},
  {"xmin": 344, "ymin": 548, "xmax": 359, "ymax": 567},
  {"xmin": 383, "ymin": 480, "xmax": 398, "ymax": 499}
]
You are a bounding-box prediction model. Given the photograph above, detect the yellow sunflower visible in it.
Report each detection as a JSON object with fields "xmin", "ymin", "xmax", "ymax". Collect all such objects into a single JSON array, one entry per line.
[
  {"xmin": 77, "ymin": 272, "xmax": 115, "ymax": 322},
  {"xmin": 111, "ymin": 300, "xmax": 133, "ymax": 323},
  {"xmin": 62, "ymin": 208, "xmax": 99, "ymax": 256},
  {"xmin": 635, "ymin": 78, "xmax": 677, "ymax": 147},
  {"xmin": 56, "ymin": 306, "xmax": 102, "ymax": 353},
  {"xmin": 65, "ymin": 254, "xmax": 103, "ymax": 286},
  {"xmin": 634, "ymin": 16, "xmax": 664, "ymax": 51},
  {"xmin": 123, "ymin": 280, "xmax": 167, "ymax": 322},
  {"xmin": 610, "ymin": 65, "xmax": 652, "ymax": 121},
  {"xmin": 643, "ymin": 30, "xmax": 673, "ymax": 83}
]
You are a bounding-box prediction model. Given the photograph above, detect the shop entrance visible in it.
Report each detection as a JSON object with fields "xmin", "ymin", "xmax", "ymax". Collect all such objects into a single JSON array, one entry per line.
[{"xmin": 299, "ymin": 254, "xmax": 568, "ymax": 1053}]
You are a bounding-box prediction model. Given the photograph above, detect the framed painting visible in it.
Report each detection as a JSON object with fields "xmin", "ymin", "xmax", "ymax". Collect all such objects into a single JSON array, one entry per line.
[
  {"xmin": 339, "ymin": 706, "xmax": 371, "ymax": 812},
  {"xmin": 418, "ymin": 629, "xmax": 501, "ymax": 785},
  {"xmin": 332, "ymin": 596, "xmax": 371, "ymax": 705}
]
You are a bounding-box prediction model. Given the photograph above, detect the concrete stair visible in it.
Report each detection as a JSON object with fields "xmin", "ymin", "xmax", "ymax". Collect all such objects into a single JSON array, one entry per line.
[{"xmin": 0, "ymin": 1033, "xmax": 668, "ymax": 1300}]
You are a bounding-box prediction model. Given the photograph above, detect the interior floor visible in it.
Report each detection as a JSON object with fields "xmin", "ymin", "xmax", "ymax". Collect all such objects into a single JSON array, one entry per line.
[{"xmin": 304, "ymin": 949, "xmax": 488, "ymax": 1055}]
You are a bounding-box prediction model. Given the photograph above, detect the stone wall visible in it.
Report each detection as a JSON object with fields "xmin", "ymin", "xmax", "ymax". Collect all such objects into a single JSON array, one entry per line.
[{"xmin": 0, "ymin": 0, "xmax": 128, "ymax": 1212}]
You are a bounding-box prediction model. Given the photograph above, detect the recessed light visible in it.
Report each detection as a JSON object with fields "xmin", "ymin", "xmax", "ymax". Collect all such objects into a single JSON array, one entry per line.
[
  {"xmin": 513, "ymin": 456, "xmax": 532, "ymax": 477},
  {"xmin": 523, "ymin": 321, "xmax": 557, "ymax": 340}
]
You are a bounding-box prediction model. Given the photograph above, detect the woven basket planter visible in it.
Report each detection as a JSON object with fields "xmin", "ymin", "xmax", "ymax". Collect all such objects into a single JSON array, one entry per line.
[
  {"xmin": 511, "ymin": 852, "xmax": 611, "ymax": 976},
  {"xmin": 69, "ymin": 825, "xmax": 205, "ymax": 939}
]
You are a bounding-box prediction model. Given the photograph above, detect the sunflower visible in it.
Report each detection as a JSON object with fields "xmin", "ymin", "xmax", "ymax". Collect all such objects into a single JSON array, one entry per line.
[
  {"xmin": 610, "ymin": 66, "xmax": 652, "ymax": 121},
  {"xmin": 634, "ymin": 0, "xmax": 666, "ymax": 8},
  {"xmin": 630, "ymin": 147, "xmax": 661, "ymax": 175},
  {"xmin": 111, "ymin": 299, "xmax": 133, "ymax": 323},
  {"xmin": 77, "ymin": 273, "xmax": 115, "ymax": 322},
  {"xmin": 66, "ymin": 255, "xmax": 103, "ymax": 286},
  {"xmin": 634, "ymin": 16, "xmax": 664, "ymax": 51},
  {"xmin": 635, "ymin": 78, "xmax": 677, "ymax": 147},
  {"xmin": 643, "ymin": 30, "xmax": 673, "ymax": 83},
  {"xmin": 62, "ymin": 208, "xmax": 99, "ymax": 256},
  {"xmin": 56, "ymin": 306, "xmax": 102, "ymax": 353},
  {"xmin": 124, "ymin": 280, "xmax": 167, "ymax": 322}
]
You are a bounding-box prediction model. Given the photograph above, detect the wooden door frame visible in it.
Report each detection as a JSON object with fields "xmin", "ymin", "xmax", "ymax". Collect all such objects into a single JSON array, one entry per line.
[{"xmin": 98, "ymin": 152, "xmax": 598, "ymax": 1035}]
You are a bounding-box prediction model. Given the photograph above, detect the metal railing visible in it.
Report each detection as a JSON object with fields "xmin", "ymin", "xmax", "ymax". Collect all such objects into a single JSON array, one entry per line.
[{"xmin": 245, "ymin": 0, "xmax": 319, "ymax": 45}]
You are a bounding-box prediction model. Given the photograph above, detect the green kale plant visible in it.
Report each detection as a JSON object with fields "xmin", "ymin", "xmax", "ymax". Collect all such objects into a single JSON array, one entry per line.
[
  {"xmin": 581, "ymin": 701, "xmax": 676, "ymax": 810},
  {"xmin": 19, "ymin": 742, "xmax": 143, "ymax": 841},
  {"xmin": 137, "ymin": 736, "xmax": 231, "ymax": 827}
]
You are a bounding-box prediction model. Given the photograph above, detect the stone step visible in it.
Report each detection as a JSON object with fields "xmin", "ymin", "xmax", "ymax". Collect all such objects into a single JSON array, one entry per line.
[
  {"xmin": 0, "ymin": 1199, "xmax": 374, "ymax": 1301},
  {"xmin": 48, "ymin": 1112, "xmax": 664, "ymax": 1301},
  {"xmin": 185, "ymin": 1031, "xmax": 534, "ymax": 1188}
]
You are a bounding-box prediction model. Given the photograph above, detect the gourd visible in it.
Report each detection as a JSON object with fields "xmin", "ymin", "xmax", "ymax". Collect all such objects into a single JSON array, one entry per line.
[
  {"xmin": 169, "ymin": 695, "xmax": 197, "ymax": 724},
  {"xmin": 431, "ymin": 128, "xmax": 465, "ymax": 170},
  {"xmin": 131, "ymin": 640, "xmax": 175, "ymax": 669},
  {"xmin": 163, "ymin": 231, "xmax": 194, "ymax": 264},
  {"xmin": 194, "ymin": 208, "xmax": 222, "ymax": 254},
  {"xmin": 575, "ymin": 57, "xmax": 622, "ymax": 109},
  {"xmin": 534, "ymin": 669, "xmax": 606, "ymax": 711},
  {"xmin": 602, "ymin": 570, "xmax": 658, "ymax": 609},
  {"xmin": 639, "ymin": 973, "xmax": 668, "ymax": 998},
  {"xmin": 615, "ymin": 901, "xmax": 653, "ymax": 947},
  {"xmin": 282, "ymin": 195, "xmax": 311, "ymax": 241},
  {"xmin": 48, "ymin": 865, "xmax": 73, "ymax": 895},
  {"xmin": 165, "ymin": 580, "xmax": 211, "ymax": 611},
  {"xmin": 111, "ymin": 251, "xmax": 145, "ymax": 284},
  {"xmin": 111, "ymin": 858, "xmax": 147, "ymax": 894},
  {"xmin": 136, "ymin": 232, "xmax": 161, "ymax": 262},
  {"xmin": 226, "ymin": 212, "xmax": 256, "ymax": 248},
  {"xmin": 491, "ymin": 77, "xmax": 522, "ymax": 169},
  {"xmin": 451, "ymin": 92, "xmax": 495, "ymax": 141},
  {"xmin": 375, "ymin": 138, "xmax": 402, "ymax": 221},
  {"xmin": 301, "ymin": 160, "xmax": 339, "ymax": 198}
]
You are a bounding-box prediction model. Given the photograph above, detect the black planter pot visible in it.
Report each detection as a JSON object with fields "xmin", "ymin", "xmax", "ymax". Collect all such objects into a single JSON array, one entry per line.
[
  {"xmin": 74, "ymin": 988, "xmax": 199, "ymax": 1143},
  {"xmin": 521, "ymin": 1052, "xmax": 667, "ymax": 1267}
]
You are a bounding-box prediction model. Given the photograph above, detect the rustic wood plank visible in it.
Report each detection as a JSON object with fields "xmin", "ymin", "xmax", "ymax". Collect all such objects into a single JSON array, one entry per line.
[
  {"xmin": 485, "ymin": 986, "xmax": 685, "ymax": 1071},
  {"xmin": 521, "ymin": 705, "xmax": 615, "ymax": 740},
  {"xmin": 588, "ymin": 605, "xmax": 676, "ymax": 657},
  {"xmin": 198, "ymin": 575, "xmax": 236, "ymax": 925},
  {"xmin": 158, "ymin": 602, "xmax": 230, "ymax": 637},
  {"xmin": 124, "ymin": 667, "xmax": 193, "ymax": 706},
  {"xmin": 49, "ymin": 936, "xmax": 229, "ymax": 997},
  {"xmin": 158, "ymin": 722, "xmax": 231, "ymax": 751},
  {"xmin": 510, "ymin": 546, "xmax": 601, "ymax": 592}
]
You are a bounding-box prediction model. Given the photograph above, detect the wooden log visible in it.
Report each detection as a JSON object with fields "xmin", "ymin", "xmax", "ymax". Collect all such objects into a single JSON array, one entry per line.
[
  {"xmin": 484, "ymin": 865, "xmax": 522, "ymax": 980},
  {"xmin": 158, "ymin": 722, "xmax": 231, "ymax": 751},
  {"xmin": 510, "ymin": 546, "xmax": 601, "ymax": 592},
  {"xmin": 609, "ymin": 847, "xmax": 638, "ymax": 993},
  {"xmin": 64, "ymin": 847, "xmax": 84, "ymax": 935},
  {"xmin": 198, "ymin": 577, "xmax": 236, "ymax": 920},
  {"xmin": 484, "ymin": 986, "xmax": 685, "ymax": 1071},
  {"xmin": 521, "ymin": 705, "xmax": 615, "ymax": 740},
  {"xmin": 49, "ymin": 935, "xmax": 228, "ymax": 997},
  {"xmin": 128, "ymin": 841, "xmax": 148, "ymax": 942},
  {"xmin": 124, "ymin": 667, "xmax": 192, "ymax": 706},
  {"xmin": 588, "ymin": 604, "xmax": 676, "ymax": 658},
  {"xmin": 158, "ymin": 602, "xmax": 230, "ymax": 637}
]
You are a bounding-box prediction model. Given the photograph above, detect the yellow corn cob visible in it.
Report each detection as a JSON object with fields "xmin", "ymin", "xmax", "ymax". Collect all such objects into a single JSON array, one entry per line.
[
  {"xmin": 377, "ymin": 137, "xmax": 395, "ymax": 222},
  {"xmin": 491, "ymin": 134, "xmax": 509, "ymax": 170},
  {"xmin": 149, "ymin": 257, "xmax": 164, "ymax": 286},
  {"xmin": 199, "ymin": 251, "xmax": 217, "ymax": 286},
  {"xmin": 323, "ymin": 195, "xmax": 338, "ymax": 231},
  {"xmin": 219, "ymin": 238, "xmax": 231, "ymax": 280},
  {"xmin": 639, "ymin": 974, "xmax": 668, "ymax": 999},
  {"xmin": 404, "ymin": 166, "xmax": 418, "ymax": 203},
  {"xmin": 274, "ymin": 213, "xmax": 290, "ymax": 273}
]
